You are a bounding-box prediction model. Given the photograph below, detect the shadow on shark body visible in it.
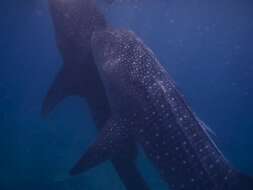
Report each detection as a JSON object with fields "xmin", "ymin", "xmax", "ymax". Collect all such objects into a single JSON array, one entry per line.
[
  {"xmin": 42, "ymin": 0, "xmax": 150, "ymax": 190},
  {"xmin": 70, "ymin": 28, "xmax": 253, "ymax": 190}
]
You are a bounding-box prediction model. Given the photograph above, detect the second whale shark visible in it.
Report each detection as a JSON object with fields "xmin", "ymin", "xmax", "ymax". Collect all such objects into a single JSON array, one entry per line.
[{"xmin": 42, "ymin": 0, "xmax": 149, "ymax": 189}]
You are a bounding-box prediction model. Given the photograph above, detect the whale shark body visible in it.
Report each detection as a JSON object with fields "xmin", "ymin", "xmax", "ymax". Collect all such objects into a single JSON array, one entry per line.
[
  {"xmin": 43, "ymin": 1, "xmax": 149, "ymax": 189},
  {"xmin": 70, "ymin": 29, "xmax": 253, "ymax": 190}
]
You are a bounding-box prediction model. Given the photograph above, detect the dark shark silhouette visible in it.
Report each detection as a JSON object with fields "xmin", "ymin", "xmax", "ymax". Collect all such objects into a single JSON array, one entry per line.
[
  {"xmin": 70, "ymin": 28, "xmax": 253, "ymax": 190},
  {"xmin": 42, "ymin": 1, "xmax": 149, "ymax": 189}
]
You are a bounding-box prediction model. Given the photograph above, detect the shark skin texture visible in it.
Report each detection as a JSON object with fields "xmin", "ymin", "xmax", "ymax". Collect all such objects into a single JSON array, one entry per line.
[
  {"xmin": 42, "ymin": 1, "xmax": 150, "ymax": 190},
  {"xmin": 70, "ymin": 28, "xmax": 253, "ymax": 190}
]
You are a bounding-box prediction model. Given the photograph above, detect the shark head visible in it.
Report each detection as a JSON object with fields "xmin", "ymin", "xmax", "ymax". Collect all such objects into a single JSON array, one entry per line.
[
  {"xmin": 48, "ymin": 0, "xmax": 101, "ymax": 24},
  {"xmin": 48, "ymin": 0, "xmax": 107, "ymax": 52},
  {"xmin": 91, "ymin": 29, "xmax": 140, "ymax": 83}
]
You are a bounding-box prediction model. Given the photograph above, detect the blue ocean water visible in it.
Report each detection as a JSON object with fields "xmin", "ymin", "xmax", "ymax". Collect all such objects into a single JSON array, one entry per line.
[{"xmin": 0, "ymin": 0, "xmax": 252, "ymax": 189}]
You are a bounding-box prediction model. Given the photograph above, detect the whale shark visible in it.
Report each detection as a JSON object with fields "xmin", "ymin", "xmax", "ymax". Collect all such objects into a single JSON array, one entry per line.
[
  {"xmin": 42, "ymin": 1, "xmax": 149, "ymax": 189},
  {"xmin": 70, "ymin": 28, "xmax": 253, "ymax": 190}
]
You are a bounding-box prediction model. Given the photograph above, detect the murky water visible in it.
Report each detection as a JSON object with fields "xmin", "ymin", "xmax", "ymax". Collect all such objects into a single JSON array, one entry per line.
[{"xmin": 0, "ymin": 0, "xmax": 252, "ymax": 189}]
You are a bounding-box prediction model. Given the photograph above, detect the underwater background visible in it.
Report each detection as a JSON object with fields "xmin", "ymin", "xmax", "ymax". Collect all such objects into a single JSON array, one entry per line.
[{"xmin": 0, "ymin": 0, "xmax": 253, "ymax": 189}]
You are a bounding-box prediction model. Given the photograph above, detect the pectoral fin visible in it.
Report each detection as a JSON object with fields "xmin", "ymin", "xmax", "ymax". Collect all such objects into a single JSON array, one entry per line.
[
  {"xmin": 70, "ymin": 117, "xmax": 131, "ymax": 176},
  {"xmin": 41, "ymin": 66, "xmax": 81, "ymax": 117}
]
